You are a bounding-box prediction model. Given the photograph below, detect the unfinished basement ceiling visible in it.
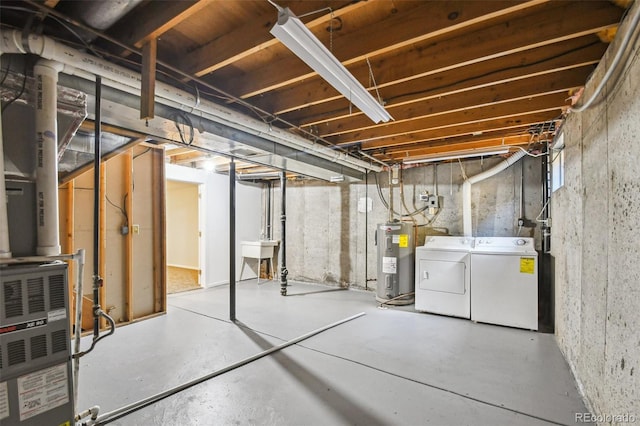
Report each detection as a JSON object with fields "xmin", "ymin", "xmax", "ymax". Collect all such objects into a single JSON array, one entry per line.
[{"xmin": 0, "ymin": 0, "xmax": 631, "ymax": 175}]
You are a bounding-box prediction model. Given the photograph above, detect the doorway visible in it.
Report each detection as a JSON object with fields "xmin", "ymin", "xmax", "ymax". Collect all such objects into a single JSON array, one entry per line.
[{"xmin": 166, "ymin": 180, "xmax": 202, "ymax": 293}]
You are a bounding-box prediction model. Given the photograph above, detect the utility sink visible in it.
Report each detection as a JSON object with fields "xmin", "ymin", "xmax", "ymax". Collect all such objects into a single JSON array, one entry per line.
[{"xmin": 241, "ymin": 240, "xmax": 279, "ymax": 259}]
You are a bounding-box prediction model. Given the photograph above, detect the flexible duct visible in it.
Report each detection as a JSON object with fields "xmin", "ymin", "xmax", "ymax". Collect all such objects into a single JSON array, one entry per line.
[
  {"xmin": 0, "ymin": 112, "xmax": 10, "ymax": 258},
  {"xmin": 462, "ymin": 150, "xmax": 527, "ymax": 237},
  {"xmin": 0, "ymin": 30, "xmax": 381, "ymax": 174},
  {"xmin": 34, "ymin": 59, "xmax": 66, "ymax": 255}
]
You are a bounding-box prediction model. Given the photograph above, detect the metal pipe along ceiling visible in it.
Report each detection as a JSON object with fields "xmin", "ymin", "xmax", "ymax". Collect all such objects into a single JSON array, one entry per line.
[{"xmin": 0, "ymin": 30, "xmax": 381, "ymax": 176}]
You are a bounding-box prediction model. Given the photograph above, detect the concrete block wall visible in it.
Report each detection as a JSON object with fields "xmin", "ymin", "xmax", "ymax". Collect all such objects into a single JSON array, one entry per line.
[
  {"xmin": 275, "ymin": 155, "xmax": 542, "ymax": 289},
  {"xmin": 551, "ymin": 6, "xmax": 639, "ymax": 421}
]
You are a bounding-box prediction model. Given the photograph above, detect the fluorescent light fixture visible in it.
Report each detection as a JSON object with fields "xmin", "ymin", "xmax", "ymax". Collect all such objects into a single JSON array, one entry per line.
[
  {"xmin": 270, "ymin": 7, "xmax": 392, "ymax": 124},
  {"xmin": 329, "ymin": 175, "xmax": 345, "ymax": 183},
  {"xmin": 403, "ymin": 149, "xmax": 510, "ymax": 165}
]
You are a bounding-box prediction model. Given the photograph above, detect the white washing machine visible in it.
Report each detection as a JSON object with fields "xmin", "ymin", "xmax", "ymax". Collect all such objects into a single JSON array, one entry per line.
[
  {"xmin": 471, "ymin": 237, "xmax": 538, "ymax": 330},
  {"xmin": 415, "ymin": 236, "xmax": 474, "ymax": 318}
]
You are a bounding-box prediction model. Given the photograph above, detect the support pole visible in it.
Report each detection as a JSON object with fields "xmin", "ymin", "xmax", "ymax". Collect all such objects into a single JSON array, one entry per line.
[
  {"xmin": 229, "ymin": 159, "xmax": 236, "ymax": 321},
  {"xmin": 93, "ymin": 76, "xmax": 102, "ymax": 337},
  {"xmin": 279, "ymin": 171, "xmax": 288, "ymax": 296}
]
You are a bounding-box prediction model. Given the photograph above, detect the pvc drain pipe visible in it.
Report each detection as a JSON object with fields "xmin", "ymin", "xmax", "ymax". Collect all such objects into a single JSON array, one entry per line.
[{"xmin": 88, "ymin": 312, "xmax": 366, "ymax": 425}]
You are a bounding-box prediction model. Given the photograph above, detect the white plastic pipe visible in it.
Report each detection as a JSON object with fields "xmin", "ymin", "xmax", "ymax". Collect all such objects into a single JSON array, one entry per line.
[
  {"xmin": 462, "ymin": 150, "xmax": 527, "ymax": 237},
  {"xmin": 0, "ymin": 30, "xmax": 381, "ymax": 174},
  {"xmin": 34, "ymin": 59, "xmax": 64, "ymax": 255},
  {"xmin": 0, "ymin": 111, "xmax": 10, "ymax": 258}
]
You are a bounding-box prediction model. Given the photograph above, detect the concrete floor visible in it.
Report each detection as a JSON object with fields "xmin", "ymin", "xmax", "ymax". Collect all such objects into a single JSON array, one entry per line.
[{"xmin": 77, "ymin": 280, "xmax": 590, "ymax": 425}]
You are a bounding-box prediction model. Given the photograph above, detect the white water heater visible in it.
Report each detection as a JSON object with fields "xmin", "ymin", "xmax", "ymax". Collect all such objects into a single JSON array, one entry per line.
[
  {"xmin": 0, "ymin": 263, "xmax": 74, "ymax": 425},
  {"xmin": 375, "ymin": 222, "xmax": 414, "ymax": 305}
]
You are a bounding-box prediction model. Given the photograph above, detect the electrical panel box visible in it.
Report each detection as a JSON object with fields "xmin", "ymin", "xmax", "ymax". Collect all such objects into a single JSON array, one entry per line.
[
  {"xmin": 427, "ymin": 194, "xmax": 440, "ymax": 209},
  {"xmin": 0, "ymin": 263, "xmax": 74, "ymax": 426}
]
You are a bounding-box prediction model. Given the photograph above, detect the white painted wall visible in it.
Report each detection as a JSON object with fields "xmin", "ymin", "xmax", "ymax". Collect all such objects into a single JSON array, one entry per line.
[
  {"xmin": 165, "ymin": 164, "xmax": 262, "ymax": 286},
  {"xmin": 551, "ymin": 7, "xmax": 640, "ymax": 418}
]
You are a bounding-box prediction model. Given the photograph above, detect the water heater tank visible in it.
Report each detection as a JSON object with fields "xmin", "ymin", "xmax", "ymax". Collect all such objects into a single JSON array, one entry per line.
[{"xmin": 376, "ymin": 222, "xmax": 415, "ymax": 304}]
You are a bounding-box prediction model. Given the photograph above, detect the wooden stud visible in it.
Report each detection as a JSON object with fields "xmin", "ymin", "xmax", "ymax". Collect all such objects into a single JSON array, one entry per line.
[
  {"xmin": 140, "ymin": 38, "xmax": 157, "ymax": 120},
  {"xmin": 99, "ymin": 162, "xmax": 107, "ymax": 329},
  {"xmin": 125, "ymin": 150, "xmax": 134, "ymax": 322},
  {"xmin": 151, "ymin": 148, "xmax": 167, "ymax": 313},
  {"xmin": 65, "ymin": 180, "xmax": 75, "ymax": 331}
]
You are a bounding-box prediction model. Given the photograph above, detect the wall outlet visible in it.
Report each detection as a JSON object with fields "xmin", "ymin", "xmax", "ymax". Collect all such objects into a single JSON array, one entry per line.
[{"xmin": 132, "ymin": 224, "xmax": 140, "ymax": 235}]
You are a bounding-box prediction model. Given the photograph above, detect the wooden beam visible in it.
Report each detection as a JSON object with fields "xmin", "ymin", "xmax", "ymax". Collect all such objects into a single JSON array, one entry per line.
[
  {"xmin": 384, "ymin": 135, "xmax": 535, "ymax": 161},
  {"xmin": 239, "ymin": 1, "xmax": 621, "ymax": 108},
  {"xmin": 152, "ymin": 149, "xmax": 166, "ymax": 313},
  {"xmin": 108, "ymin": 0, "xmax": 208, "ymax": 49},
  {"xmin": 318, "ymin": 66, "xmax": 592, "ymax": 138},
  {"xmin": 359, "ymin": 111, "xmax": 558, "ymax": 151},
  {"xmin": 221, "ymin": 0, "xmax": 549, "ymax": 97},
  {"xmin": 64, "ymin": 180, "xmax": 75, "ymax": 331},
  {"xmin": 140, "ymin": 38, "xmax": 157, "ymax": 120},
  {"xmin": 99, "ymin": 162, "xmax": 107, "ymax": 329},
  {"xmin": 60, "ymin": 136, "xmax": 147, "ymax": 184},
  {"xmin": 332, "ymin": 92, "xmax": 568, "ymax": 146},
  {"xmin": 124, "ymin": 150, "xmax": 134, "ymax": 322},
  {"xmin": 186, "ymin": 1, "xmax": 364, "ymax": 77},
  {"xmin": 170, "ymin": 151, "xmax": 210, "ymax": 164},
  {"xmin": 282, "ymin": 36, "xmax": 606, "ymax": 126}
]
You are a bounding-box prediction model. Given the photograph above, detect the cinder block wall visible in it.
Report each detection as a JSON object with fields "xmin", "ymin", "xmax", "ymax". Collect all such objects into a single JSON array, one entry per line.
[{"xmin": 551, "ymin": 6, "xmax": 640, "ymax": 419}]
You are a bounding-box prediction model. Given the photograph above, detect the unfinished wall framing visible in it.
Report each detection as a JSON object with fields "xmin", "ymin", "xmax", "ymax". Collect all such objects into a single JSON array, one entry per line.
[{"xmin": 59, "ymin": 145, "xmax": 167, "ymax": 330}]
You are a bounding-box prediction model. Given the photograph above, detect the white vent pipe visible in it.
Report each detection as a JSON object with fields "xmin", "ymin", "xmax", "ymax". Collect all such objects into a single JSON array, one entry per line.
[
  {"xmin": 0, "ymin": 30, "xmax": 381, "ymax": 174},
  {"xmin": 0, "ymin": 112, "xmax": 10, "ymax": 258},
  {"xmin": 462, "ymin": 150, "xmax": 527, "ymax": 237},
  {"xmin": 33, "ymin": 59, "xmax": 65, "ymax": 255}
]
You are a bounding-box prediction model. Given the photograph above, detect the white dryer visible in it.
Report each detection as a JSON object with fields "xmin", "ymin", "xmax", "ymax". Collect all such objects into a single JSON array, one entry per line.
[
  {"xmin": 471, "ymin": 237, "xmax": 538, "ymax": 330},
  {"xmin": 415, "ymin": 236, "xmax": 474, "ymax": 318}
]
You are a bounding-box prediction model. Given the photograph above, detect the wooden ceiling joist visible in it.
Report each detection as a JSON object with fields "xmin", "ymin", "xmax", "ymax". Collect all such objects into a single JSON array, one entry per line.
[
  {"xmin": 219, "ymin": 0, "xmax": 550, "ymax": 99},
  {"xmin": 245, "ymin": 0, "xmax": 621, "ymax": 115},
  {"xmin": 359, "ymin": 111, "xmax": 559, "ymax": 151},
  {"xmin": 282, "ymin": 36, "xmax": 606, "ymax": 127},
  {"xmin": 318, "ymin": 66, "xmax": 592, "ymax": 139}
]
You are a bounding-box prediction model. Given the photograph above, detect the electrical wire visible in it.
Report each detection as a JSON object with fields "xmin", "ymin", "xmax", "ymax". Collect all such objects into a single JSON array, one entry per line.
[
  {"xmin": 0, "ymin": 4, "xmax": 103, "ymax": 58},
  {"xmin": 373, "ymin": 172, "xmax": 429, "ymax": 218},
  {"xmin": 171, "ymin": 112, "xmax": 195, "ymax": 145},
  {"xmin": 105, "ymin": 193, "xmax": 129, "ymax": 226},
  {"xmin": 0, "ymin": 56, "xmax": 11, "ymax": 87},
  {"xmin": 15, "ymin": 0, "xmax": 371, "ymax": 168},
  {"xmin": 0, "ymin": 59, "xmax": 27, "ymax": 112}
]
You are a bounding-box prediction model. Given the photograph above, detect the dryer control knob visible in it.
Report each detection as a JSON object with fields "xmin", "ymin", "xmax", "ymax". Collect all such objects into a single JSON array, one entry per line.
[{"xmin": 516, "ymin": 239, "xmax": 526, "ymax": 246}]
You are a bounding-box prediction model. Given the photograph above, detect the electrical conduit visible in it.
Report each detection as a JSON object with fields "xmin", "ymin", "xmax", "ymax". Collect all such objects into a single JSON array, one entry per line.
[{"xmin": 462, "ymin": 150, "xmax": 527, "ymax": 237}]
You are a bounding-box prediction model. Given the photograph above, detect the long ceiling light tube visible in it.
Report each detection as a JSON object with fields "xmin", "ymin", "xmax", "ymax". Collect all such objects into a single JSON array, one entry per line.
[
  {"xmin": 403, "ymin": 149, "xmax": 510, "ymax": 165},
  {"xmin": 270, "ymin": 7, "xmax": 392, "ymax": 124}
]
